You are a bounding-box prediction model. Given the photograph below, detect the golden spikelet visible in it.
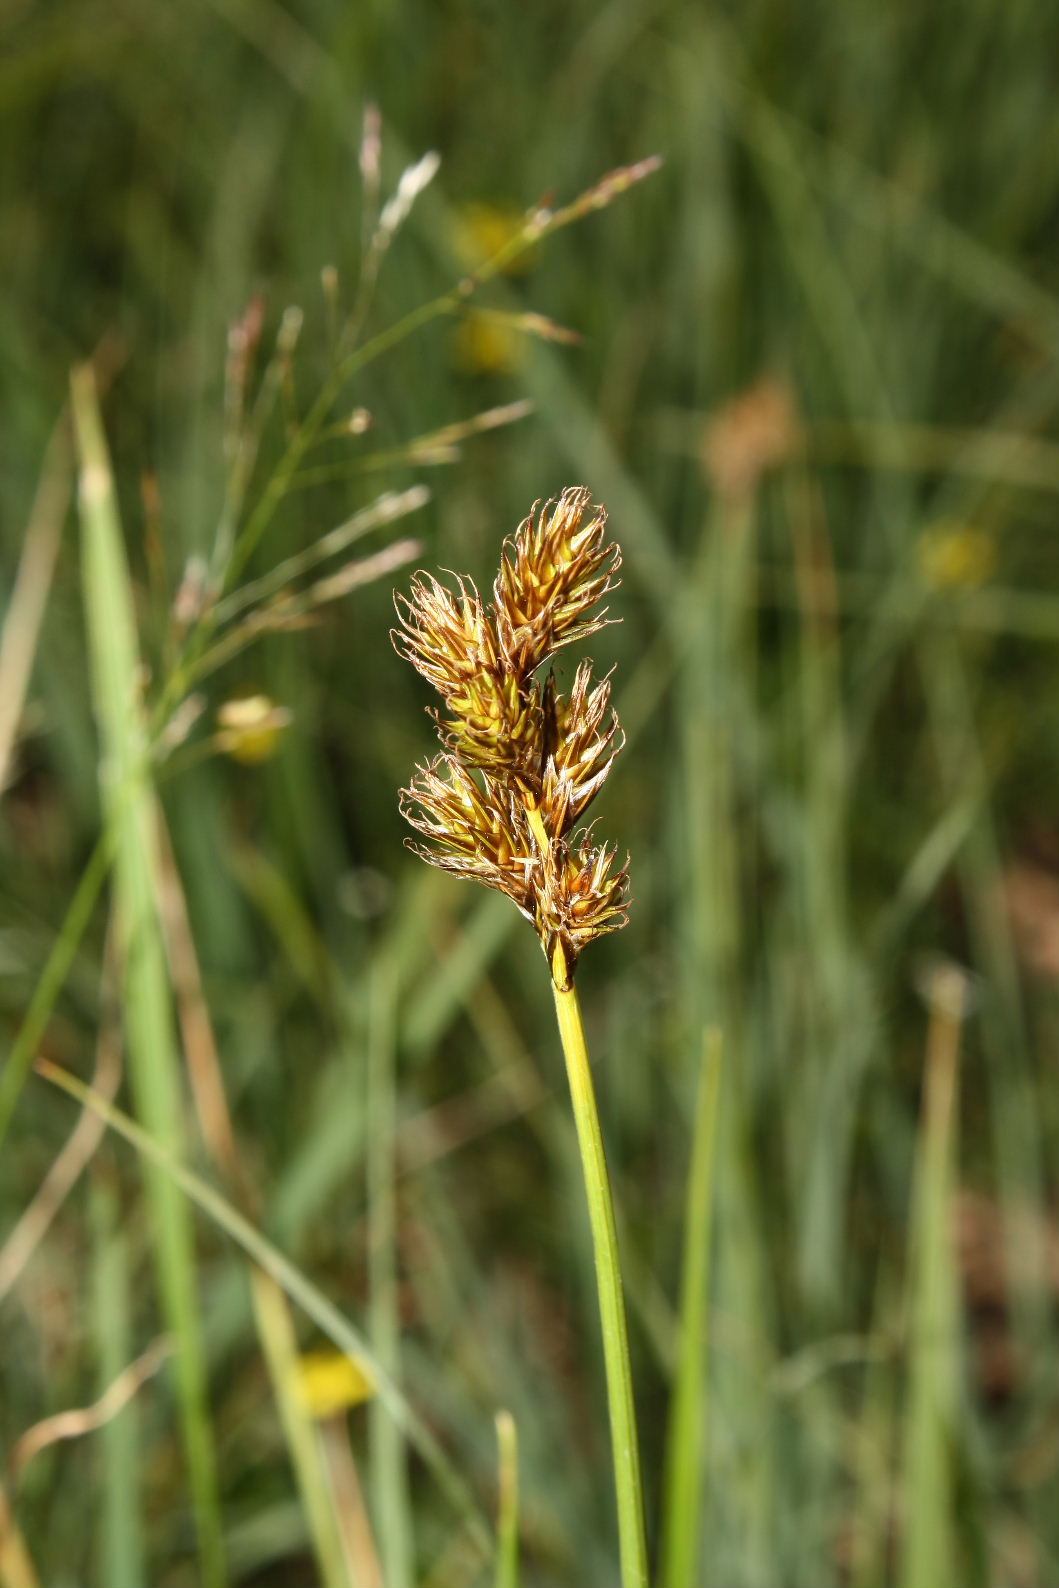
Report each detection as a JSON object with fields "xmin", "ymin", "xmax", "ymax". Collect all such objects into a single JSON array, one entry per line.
[
  {"xmin": 535, "ymin": 835, "xmax": 629, "ymax": 982},
  {"xmin": 538, "ymin": 662, "xmax": 623, "ymax": 839},
  {"xmin": 393, "ymin": 486, "xmax": 628, "ymax": 987},
  {"xmin": 393, "ymin": 571, "xmax": 543, "ymax": 788},
  {"xmin": 398, "ymin": 755, "xmax": 536, "ymax": 913},
  {"xmin": 493, "ymin": 486, "xmax": 621, "ymax": 677}
]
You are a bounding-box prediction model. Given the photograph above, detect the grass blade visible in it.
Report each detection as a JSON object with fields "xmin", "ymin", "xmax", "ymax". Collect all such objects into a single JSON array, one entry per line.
[
  {"xmin": 89, "ymin": 1172, "xmax": 145, "ymax": 1588},
  {"xmin": 250, "ymin": 1271, "xmax": 352, "ymax": 1588},
  {"xmin": 36, "ymin": 1057, "xmax": 494, "ymax": 1559},
  {"xmin": 0, "ymin": 832, "xmax": 112, "ymax": 1151},
  {"xmin": 0, "ymin": 1489, "xmax": 41, "ymax": 1588},
  {"xmin": 156, "ymin": 805, "xmax": 354, "ymax": 1588},
  {"xmin": 898, "ymin": 965, "xmax": 965, "ymax": 1588},
  {"xmin": 70, "ymin": 362, "xmax": 227, "ymax": 1586},
  {"xmin": 0, "ymin": 415, "xmax": 70, "ymax": 792},
  {"xmin": 493, "ymin": 1410, "xmax": 520, "ymax": 1588}
]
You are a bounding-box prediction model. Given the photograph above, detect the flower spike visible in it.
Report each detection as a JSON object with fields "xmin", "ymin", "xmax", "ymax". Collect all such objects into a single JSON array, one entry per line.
[{"xmin": 393, "ymin": 486, "xmax": 628, "ymax": 984}]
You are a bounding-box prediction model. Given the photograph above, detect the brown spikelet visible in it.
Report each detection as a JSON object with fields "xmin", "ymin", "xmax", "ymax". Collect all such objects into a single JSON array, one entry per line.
[
  {"xmin": 535, "ymin": 835, "xmax": 630, "ymax": 990},
  {"xmin": 392, "ymin": 571, "xmax": 499, "ymax": 699},
  {"xmin": 431, "ymin": 670, "xmax": 544, "ymax": 793},
  {"xmin": 539, "ymin": 663, "xmax": 623, "ymax": 839},
  {"xmin": 394, "ymin": 571, "xmax": 541, "ymax": 788},
  {"xmin": 493, "ymin": 486, "xmax": 621, "ymax": 678},
  {"xmin": 398, "ymin": 756, "xmax": 537, "ymax": 914},
  {"xmin": 393, "ymin": 485, "xmax": 629, "ymax": 985}
]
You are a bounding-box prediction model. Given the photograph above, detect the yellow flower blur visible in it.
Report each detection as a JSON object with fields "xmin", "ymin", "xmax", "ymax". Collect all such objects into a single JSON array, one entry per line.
[
  {"xmin": 917, "ymin": 523, "xmax": 997, "ymax": 590},
  {"xmin": 298, "ymin": 1349, "xmax": 374, "ymax": 1418},
  {"xmin": 216, "ymin": 696, "xmax": 291, "ymax": 764}
]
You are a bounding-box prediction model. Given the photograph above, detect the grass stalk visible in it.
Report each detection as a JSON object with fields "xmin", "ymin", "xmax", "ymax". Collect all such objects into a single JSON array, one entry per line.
[
  {"xmin": 550, "ymin": 976, "xmax": 648, "ymax": 1588},
  {"xmin": 898, "ymin": 966, "xmax": 964, "ymax": 1588},
  {"xmin": 89, "ymin": 1172, "xmax": 144, "ymax": 1588},
  {"xmin": 493, "ymin": 1410, "xmax": 520, "ymax": 1588},
  {"xmin": 70, "ymin": 362, "xmax": 227, "ymax": 1586}
]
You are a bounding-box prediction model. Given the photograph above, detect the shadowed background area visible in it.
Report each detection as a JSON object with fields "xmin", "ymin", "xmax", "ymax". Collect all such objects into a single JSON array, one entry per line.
[{"xmin": 1, "ymin": 1, "xmax": 1057, "ymax": 1584}]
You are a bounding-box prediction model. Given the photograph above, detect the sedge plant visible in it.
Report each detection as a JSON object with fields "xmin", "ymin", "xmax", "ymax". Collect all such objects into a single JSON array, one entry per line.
[{"xmin": 393, "ymin": 487, "xmax": 647, "ymax": 1588}]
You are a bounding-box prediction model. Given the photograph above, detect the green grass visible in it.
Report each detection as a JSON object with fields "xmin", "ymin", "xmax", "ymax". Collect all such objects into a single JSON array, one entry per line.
[
  {"xmin": 1, "ymin": 1, "xmax": 1057, "ymax": 1584},
  {"xmin": 71, "ymin": 362, "xmax": 226, "ymax": 1585}
]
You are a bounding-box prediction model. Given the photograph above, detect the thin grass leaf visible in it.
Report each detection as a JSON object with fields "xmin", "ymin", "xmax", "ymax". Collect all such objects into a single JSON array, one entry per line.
[
  {"xmin": 899, "ymin": 965, "xmax": 965, "ymax": 1588},
  {"xmin": 0, "ymin": 414, "xmax": 70, "ymax": 793},
  {"xmin": 89, "ymin": 1173, "xmax": 144, "ymax": 1588},
  {"xmin": 0, "ymin": 833, "xmax": 112, "ymax": 1151},
  {"xmin": 316, "ymin": 1418, "xmax": 386, "ymax": 1588},
  {"xmin": 36, "ymin": 1058, "xmax": 494, "ymax": 1560},
  {"xmin": 251, "ymin": 1271, "xmax": 352, "ymax": 1588},
  {"xmin": 212, "ymin": 485, "xmax": 431, "ymax": 625},
  {"xmin": 0, "ymin": 939, "xmax": 120, "ymax": 1304}
]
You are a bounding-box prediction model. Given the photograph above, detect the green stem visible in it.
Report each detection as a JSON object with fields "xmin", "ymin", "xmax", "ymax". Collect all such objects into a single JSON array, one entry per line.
[{"xmin": 551, "ymin": 978, "xmax": 648, "ymax": 1588}]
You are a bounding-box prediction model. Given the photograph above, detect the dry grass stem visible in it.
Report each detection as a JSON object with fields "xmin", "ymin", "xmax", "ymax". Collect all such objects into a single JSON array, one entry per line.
[{"xmin": 8, "ymin": 1338, "xmax": 173, "ymax": 1485}]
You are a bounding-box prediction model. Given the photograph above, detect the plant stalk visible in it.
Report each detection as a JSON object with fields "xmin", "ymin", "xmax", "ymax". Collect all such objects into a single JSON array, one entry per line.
[{"xmin": 551, "ymin": 976, "xmax": 648, "ymax": 1588}]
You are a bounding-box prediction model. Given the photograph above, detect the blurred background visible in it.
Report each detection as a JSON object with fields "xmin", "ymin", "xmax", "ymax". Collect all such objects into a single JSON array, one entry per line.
[{"xmin": 1, "ymin": 1, "xmax": 1057, "ymax": 1584}]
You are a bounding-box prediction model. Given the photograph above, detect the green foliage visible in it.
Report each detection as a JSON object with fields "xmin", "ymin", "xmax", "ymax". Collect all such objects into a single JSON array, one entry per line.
[{"xmin": 1, "ymin": 1, "xmax": 1057, "ymax": 1584}]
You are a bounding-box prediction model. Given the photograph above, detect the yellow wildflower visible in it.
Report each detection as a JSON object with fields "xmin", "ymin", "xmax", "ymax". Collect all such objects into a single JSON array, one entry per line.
[
  {"xmin": 453, "ymin": 202, "xmax": 532, "ymax": 275},
  {"xmin": 216, "ymin": 696, "xmax": 291, "ymax": 764},
  {"xmin": 298, "ymin": 1349, "xmax": 374, "ymax": 1418}
]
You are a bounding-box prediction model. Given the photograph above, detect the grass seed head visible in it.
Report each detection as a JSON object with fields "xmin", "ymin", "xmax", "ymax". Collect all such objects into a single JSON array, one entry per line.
[
  {"xmin": 536, "ymin": 836, "xmax": 630, "ymax": 989},
  {"xmin": 493, "ymin": 486, "xmax": 621, "ymax": 679},
  {"xmin": 399, "ymin": 755, "xmax": 537, "ymax": 916},
  {"xmin": 539, "ymin": 662, "xmax": 623, "ymax": 839},
  {"xmin": 394, "ymin": 486, "xmax": 628, "ymax": 984},
  {"xmin": 394, "ymin": 570, "xmax": 543, "ymax": 788}
]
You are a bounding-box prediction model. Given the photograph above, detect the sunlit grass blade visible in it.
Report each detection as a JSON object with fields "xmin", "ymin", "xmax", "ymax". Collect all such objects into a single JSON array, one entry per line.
[
  {"xmin": 493, "ymin": 1410, "xmax": 520, "ymax": 1588},
  {"xmin": 898, "ymin": 964, "xmax": 965, "ymax": 1588},
  {"xmin": 0, "ymin": 1487, "xmax": 41, "ymax": 1588},
  {"xmin": 660, "ymin": 1029, "xmax": 723, "ymax": 1588},
  {"xmin": 70, "ymin": 362, "xmax": 227, "ymax": 1587},
  {"xmin": 36, "ymin": 1058, "xmax": 494, "ymax": 1559}
]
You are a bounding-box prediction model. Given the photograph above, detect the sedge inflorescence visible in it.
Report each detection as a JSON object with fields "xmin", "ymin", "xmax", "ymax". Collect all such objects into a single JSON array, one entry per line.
[{"xmin": 393, "ymin": 486, "xmax": 629, "ymax": 990}]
